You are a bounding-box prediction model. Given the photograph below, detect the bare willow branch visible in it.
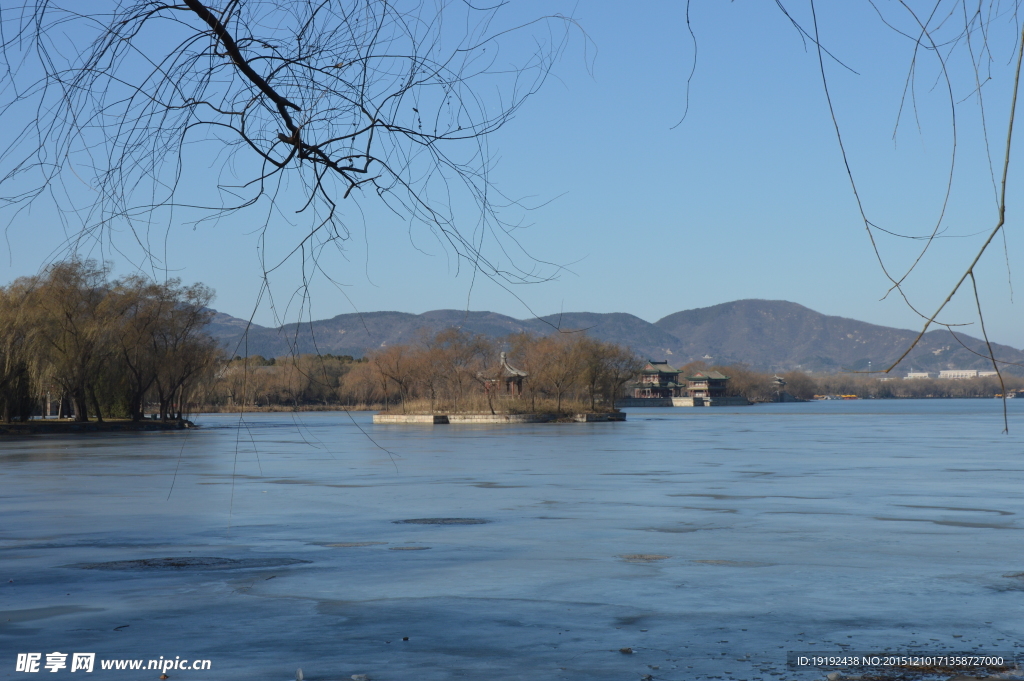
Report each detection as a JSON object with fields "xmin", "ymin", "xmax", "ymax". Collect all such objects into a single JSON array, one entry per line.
[
  {"xmin": 884, "ymin": 13, "xmax": 1024, "ymax": 373},
  {"xmin": 0, "ymin": 1, "xmax": 581, "ymax": 290}
]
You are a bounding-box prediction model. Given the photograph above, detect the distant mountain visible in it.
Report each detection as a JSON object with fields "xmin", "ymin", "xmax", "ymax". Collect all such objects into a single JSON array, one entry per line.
[
  {"xmin": 212, "ymin": 310, "xmax": 540, "ymax": 359},
  {"xmin": 654, "ymin": 299, "xmax": 1024, "ymax": 373},
  {"xmin": 206, "ymin": 299, "xmax": 1024, "ymax": 375}
]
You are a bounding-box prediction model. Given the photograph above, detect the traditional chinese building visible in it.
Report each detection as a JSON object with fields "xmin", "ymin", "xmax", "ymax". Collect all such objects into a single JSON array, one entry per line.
[
  {"xmin": 685, "ymin": 370, "xmax": 729, "ymax": 399},
  {"xmin": 500, "ymin": 352, "xmax": 528, "ymax": 396},
  {"xmin": 622, "ymin": 362, "xmax": 748, "ymax": 406},
  {"xmin": 631, "ymin": 361, "xmax": 683, "ymax": 398}
]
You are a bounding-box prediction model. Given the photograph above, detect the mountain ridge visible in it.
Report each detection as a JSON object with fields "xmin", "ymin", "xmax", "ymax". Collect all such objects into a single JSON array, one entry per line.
[{"xmin": 205, "ymin": 299, "xmax": 1024, "ymax": 374}]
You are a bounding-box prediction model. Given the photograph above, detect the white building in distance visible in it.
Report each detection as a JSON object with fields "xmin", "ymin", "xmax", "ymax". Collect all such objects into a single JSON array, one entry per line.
[{"xmin": 938, "ymin": 369, "xmax": 978, "ymax": 379}]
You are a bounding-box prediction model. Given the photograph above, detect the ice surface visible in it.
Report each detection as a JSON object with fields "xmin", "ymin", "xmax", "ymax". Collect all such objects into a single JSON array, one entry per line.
[{"xmin": 1, "ymin": 400, "xmax": 1022, "ymax": 680}]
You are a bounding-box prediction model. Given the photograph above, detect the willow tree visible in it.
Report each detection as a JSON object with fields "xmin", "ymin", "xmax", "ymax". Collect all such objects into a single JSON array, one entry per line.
[
  {"xmin": 0, "ymin": 285, "xmax": 35, "ymax": 423},
  {"xmin": 20, "ymin": 261, "xmax": 115, "ymax": 422}
]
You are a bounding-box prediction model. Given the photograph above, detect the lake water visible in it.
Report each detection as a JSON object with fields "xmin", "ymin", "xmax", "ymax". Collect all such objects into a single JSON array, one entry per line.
[{"xmin": 2, "ymin": 400, "xmax": 1023, "ymax": 680}]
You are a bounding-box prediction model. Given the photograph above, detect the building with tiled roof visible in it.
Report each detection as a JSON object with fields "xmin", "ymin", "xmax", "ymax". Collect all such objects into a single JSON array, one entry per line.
[
  {"xmin": 685, "ymin": 370, "xmax": 729, "ymax": 399},
  {"xmin": 630, "ymin": 361, "xmax": 683, "ymax": 398}
]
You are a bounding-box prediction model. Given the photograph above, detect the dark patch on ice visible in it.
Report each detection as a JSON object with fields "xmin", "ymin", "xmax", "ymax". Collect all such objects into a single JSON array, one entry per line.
[
  {"xmin": 620, "ymin": 554, "xmax": 670, "ymax": 562},
  {"xmin": 874, "ymin": 517, "xmax": 1017, "ymax": 530},
  {"xmin": 896, "ymin": 504, "xmax": 1014, "ymax": 516},
  {"xmin": 66, "ymin": 557, "xmax": 311, "ymax": 571},
  {"xmin": 318, "ymin": 542, "xmax": 388, "ymax": 547},
  {"xmin": 5, "ymin": 540, "xmax": 187, "ymax": 550},
  {"xmin": 641, "ymin": 526, "xmax": 702, "ymax": 534},
  {"xmin": 994, "ymin": 572, "xmax": 1024, "ymax": 590},
  {"xmin": 669, "ymin": 493, "xmax": 826, "ymax": 500},
  {"xmin": 691, "ymin": 560, "xmax": 774, "ymax": 567},
  {"xmin": 944, "ymin": 468, "xmax": 1024, "ymax": 473},
  {"xmin": 471, "ymin": 482, "xmax": 524, "ymax": 489},
  {"xmin": 389, "ymin": 546, "xmax": 431, "ymax": 551},
  {"xmin": 763, "ymin": 510, "xmax": 855, "ymax": 516},
  {"xmin": 668, "ymin": 493, "xmax": 761, "ymax": 500},
  {"xmin": 393, "ymin": 518, "xmax": 490, "ymax": 525}
]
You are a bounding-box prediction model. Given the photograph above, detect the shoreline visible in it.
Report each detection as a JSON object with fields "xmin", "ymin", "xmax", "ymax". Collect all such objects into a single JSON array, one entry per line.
[{"xmin": 0, "ymin": 419, "xmax": 196, "ymax": 435}]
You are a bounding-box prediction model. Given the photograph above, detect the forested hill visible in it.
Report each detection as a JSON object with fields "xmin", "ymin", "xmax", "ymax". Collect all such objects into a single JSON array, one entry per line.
[{"xmin": 206, "ymin": 300, "xmax": 1024, "ymax": 375}]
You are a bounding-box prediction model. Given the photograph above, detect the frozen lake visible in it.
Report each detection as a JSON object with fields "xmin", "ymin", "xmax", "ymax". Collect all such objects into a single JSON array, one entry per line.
[{"xmin": 2, "ymin": 400, "xmax": 1023, "ymax": 680}]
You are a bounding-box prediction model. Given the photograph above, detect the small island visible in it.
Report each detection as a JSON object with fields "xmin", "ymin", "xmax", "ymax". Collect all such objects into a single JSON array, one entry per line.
[{"xmin": 371, "ymin": 336, "xmax": 637, "ymax": 425}]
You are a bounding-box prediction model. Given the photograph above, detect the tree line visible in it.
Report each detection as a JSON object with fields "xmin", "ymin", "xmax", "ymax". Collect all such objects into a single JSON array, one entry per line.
[
  {"xmin": 203, "ymin": 353, "xmax": 1023, "ymax": 411},
  {"xmin": 0, "ymin": 270, "xmax": 644, "ymax": 420},
  {"xmin": 204, "ymin": 330, "xmax": 644, "ymax": 415},
  {"xmin": 0, "ymin": 261, "xmax": 219, "ymax": 422},
  {"xmin": 5, "ymin": 264, "xmax": 1010, "ymax": 425},
  {"xmin": 675, "ymin": 361, "xmax": 1022, "ymax": 402}
]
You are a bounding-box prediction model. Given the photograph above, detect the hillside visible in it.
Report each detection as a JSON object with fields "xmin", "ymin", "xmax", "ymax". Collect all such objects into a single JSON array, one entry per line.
[
  {"xmin": 206, "ymin": 299, "xmax": 1024, "ymax": 374},
  {"xmin": 654, "ymin": 300, "xmax": 1024, "ymax": 373}
]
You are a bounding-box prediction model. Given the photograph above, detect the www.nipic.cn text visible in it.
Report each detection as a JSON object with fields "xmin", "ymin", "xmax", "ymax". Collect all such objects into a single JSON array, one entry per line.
[{"xmin": 15, "ymin": 654, "xmax": 211, "ymax": 673}]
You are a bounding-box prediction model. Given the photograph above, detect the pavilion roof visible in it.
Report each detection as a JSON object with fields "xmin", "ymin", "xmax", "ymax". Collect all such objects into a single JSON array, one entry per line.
[
  {"xmin": 642, "ymin": 360, "xmax": 678, "ymax": 373},
  {"xmin": 500, "ymin": 352, "xmax": 528, "ymax": 378},
  {"xmin": 686, "ymin": 370, "xmax": 728, "ymax": 380}
]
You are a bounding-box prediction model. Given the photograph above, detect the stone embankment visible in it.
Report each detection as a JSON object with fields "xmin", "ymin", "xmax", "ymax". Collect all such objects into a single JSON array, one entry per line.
[
  {"xmin": 0, "ymin": 419, "xmax": 196, "ymax": 435},
  {"xmin": 373, "ymin": 412, "xmax": 626, "ymax": 424}
]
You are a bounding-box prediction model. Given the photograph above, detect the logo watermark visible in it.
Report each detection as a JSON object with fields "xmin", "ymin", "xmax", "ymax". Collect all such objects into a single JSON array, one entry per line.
[{"xmin": 15, "ymin": 654, "xmax": 211, "ymax": 673}]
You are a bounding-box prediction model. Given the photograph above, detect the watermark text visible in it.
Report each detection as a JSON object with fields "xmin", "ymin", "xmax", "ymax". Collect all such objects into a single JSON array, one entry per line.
[{"xmin": 16, "ymin": 654, "xmax": 211, "ymax": 673}]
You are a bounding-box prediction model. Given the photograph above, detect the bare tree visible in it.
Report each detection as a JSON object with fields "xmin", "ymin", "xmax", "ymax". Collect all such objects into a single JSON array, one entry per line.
[
  {"xmin": 429, "ymin": 328, "xmax": 490, "ymax": 411},
  {"xmin": 340, "ymin": 360, "xmax": 385, "ymax": 407},
  {"xmin": 530, "ymin": 335, "xmax": 584, "ymax": 413},
  {"xmin": 0, "ymin": 1, "xmax": 576, "ymax": 293},
  {"xmin": 597, "ymin": 342, "xmax": 643, "ymax": 409},
  {"xmin": 369, "ymin": 345, "xmax": 415, "ymax": 413},
  {"xmin": 149, "ymin": 282, "xmax": 219, "ymax": 420},
  {"xmin": 112, "ymin": 276, "xmax": 167, "ymax": 420}
]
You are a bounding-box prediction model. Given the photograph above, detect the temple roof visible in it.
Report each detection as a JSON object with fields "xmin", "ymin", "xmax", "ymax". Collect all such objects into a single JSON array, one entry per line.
[
  {"xmin": 500, "ymin": 352, "xmax": 528, "ymax": 378},
  {"xmin": 642, "ymin": 360, "xmax": 678, "ymax": 373},
  {"xmin": 686, "ymin": 370, "xmax": 728, "ymax": 380}
]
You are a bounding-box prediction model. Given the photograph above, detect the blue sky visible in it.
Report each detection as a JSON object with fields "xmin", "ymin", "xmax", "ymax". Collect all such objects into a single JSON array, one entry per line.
[{"xmin": 3, "ymin": 1, "xmax": 1024, "ymax": 350}]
